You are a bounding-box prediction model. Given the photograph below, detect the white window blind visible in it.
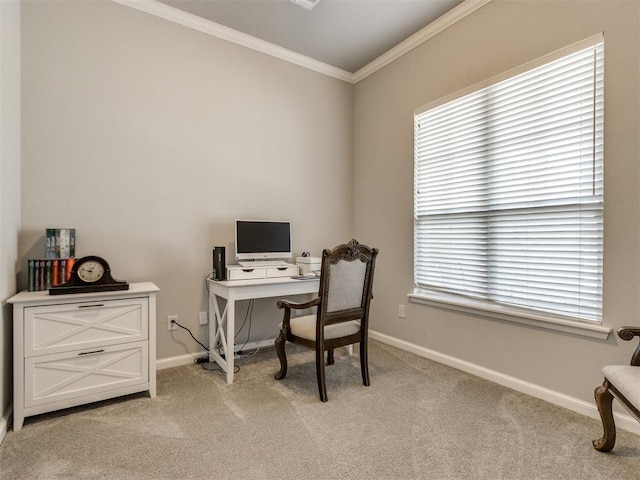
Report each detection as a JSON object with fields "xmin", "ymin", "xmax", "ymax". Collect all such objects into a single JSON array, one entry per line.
[{"xmin": 414, "ymin": 38, "xmax": 604, "ymax": 323}]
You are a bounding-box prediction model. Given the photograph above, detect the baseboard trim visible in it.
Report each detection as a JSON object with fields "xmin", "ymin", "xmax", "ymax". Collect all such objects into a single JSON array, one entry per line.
[
  {"xmin": 369, "ymin": 330, "xmax": 640, "ymax": 437},
  {"xmin": 0, "ymin": 404, "xmax": 12, "ymax": 444},
  {"xmin": 156, "ymin": 351, "xmax": 207, "ymax": 370},
  {"xmin": 156, "ymin": 339, "xmax": 275, "ymax": 370}
]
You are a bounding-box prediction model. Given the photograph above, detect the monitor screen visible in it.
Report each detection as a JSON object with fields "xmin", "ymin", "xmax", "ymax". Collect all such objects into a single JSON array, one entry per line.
[{"xmin": 235, "ymin": 220, "xmax": 292, "ymax": 261}]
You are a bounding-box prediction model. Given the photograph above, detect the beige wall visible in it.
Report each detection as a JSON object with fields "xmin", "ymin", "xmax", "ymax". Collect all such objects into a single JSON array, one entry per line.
[
  {"xmin": 0, "ymin": 0, "xmax": 21, "ymax": 435},
  {"xmin": 13, "ymin": 0, "xmax": 640, "ymax": 418},
  {"xmin": 20, "ymin": 0, "xmax": 353, "ymax": 360},
  {"xmin": 354, "ymin": 0, "xmax": 640, "ymax": 404}
]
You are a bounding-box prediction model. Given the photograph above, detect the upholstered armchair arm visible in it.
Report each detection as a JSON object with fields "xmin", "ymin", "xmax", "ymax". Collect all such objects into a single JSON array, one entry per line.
[
  {"xmin": 277, "ymin": 297, "xmax": 321, "ymax": 311},
  {"xmin": 617, "ymin": 327, "xmax": 640, "ymax": 366},
  {"xmin": 277, "ymin": 297, "xmax": 320, "ymax": 330}
]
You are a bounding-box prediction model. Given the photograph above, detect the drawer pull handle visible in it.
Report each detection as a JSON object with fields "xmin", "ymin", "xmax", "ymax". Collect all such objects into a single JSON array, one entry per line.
[
  {"xmin": 78, "ymin": 304, "xmax": 105, "ymax": 308},
  {"xmin": 78, "ymin": 349, "xmax": 105, "ymax": 356}
]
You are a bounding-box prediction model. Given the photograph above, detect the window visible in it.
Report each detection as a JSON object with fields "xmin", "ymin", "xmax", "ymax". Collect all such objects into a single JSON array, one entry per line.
[{"xmin": 413, "ymin": 36, "xmax": 604, "ymax": 324}]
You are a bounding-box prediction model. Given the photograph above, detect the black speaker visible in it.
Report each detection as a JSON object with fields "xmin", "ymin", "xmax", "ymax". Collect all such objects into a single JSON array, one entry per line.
[{"xmin": 213, "ymin": 246, "xmax": 226, "ymax": 281}]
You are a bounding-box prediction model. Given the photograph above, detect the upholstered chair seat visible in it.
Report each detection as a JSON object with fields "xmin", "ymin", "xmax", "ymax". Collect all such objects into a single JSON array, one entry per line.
[
  {"xmin": 601, "ymin": 366, "xmax": 640, "ymax": 407},
  {"xmin": 288, "ymin": 316, "xmax": 361, "ymax": 341}
]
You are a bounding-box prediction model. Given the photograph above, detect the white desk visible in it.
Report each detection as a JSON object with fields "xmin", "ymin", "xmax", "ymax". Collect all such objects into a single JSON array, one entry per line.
[{"xmin": 207, "ymin": 276, "xmax": 319, "ymax": 384}]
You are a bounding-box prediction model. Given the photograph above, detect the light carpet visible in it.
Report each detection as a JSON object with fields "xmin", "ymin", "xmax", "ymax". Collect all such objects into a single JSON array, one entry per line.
[{"xmin": 1, "ymin": 340, "xmax": 639, "ymax": 479}]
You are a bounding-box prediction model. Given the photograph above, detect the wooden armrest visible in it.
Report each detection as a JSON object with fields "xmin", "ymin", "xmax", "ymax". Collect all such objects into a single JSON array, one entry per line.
[
  {"xmin": 618, "ymin": 327, "xmax": 640, "ymax": 340},
  {"xmin": 618, "ymin": 326, "xmax": 640, "ymax": 366},
  {"xmin": 277, "ymin": 297, "xmax": 320, "ymax": 310}
]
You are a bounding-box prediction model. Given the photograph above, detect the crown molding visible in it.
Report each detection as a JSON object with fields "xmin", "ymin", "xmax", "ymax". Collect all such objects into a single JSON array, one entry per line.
[
  {"xmin": 352, "ymin": 0, "xmax": 493, "ymax": 83},
  {"xmin": 111, "ymin": 0, "xmax": 354, "ymax": 83},
  {"xmin": 112, "ymin": 0, "xmax": 492, "ymax": 85}
]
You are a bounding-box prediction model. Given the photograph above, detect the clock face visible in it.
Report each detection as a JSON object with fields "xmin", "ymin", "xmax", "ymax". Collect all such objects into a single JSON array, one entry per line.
[{"xmin": 77, "ymin": 260, "xmax": 105, "ymax": 283}]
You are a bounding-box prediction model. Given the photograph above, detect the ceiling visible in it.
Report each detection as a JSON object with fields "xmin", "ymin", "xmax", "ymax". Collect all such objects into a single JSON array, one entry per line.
[{"xmin": 156, "ymin": 0, "xmax": 467, "ymax": 73}]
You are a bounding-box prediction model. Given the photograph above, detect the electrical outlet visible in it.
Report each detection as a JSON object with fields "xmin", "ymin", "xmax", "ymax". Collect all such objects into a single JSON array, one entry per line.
[
  {"xmin": 199, "ymin": 311, "xmax": 208, "ymax": 325},
  {"xmin": 168, "ymin": 315, "xmax": 178, "ymax": 331},
  {"xmin": 398, "ymin": 304, "xmax": 405, "ymax": 319}
]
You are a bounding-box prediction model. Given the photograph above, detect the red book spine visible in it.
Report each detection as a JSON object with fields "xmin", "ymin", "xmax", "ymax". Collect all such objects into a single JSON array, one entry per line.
[{"xmin": 65, "ymin": 258, "xmax": 75, "ymax": 281}]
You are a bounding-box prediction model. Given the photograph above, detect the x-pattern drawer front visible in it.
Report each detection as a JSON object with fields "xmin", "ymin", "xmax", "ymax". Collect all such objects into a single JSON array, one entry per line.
[
  {"xmin": 24, "ymin": 298, "xmax": 148, "ymax": 356},
  {"xmin": 25, "ymin": 341, "xmax": 149, "ymax": 407}
]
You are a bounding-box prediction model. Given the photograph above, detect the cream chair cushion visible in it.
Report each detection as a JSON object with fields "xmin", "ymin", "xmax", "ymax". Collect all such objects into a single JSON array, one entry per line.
[
  {"xmin": 602, "ymin": 365, "xmax": 640, "ymax": 407},
  {"xmin": 289, "ymin": 314, "xmax": 360, "ymax": 341}
]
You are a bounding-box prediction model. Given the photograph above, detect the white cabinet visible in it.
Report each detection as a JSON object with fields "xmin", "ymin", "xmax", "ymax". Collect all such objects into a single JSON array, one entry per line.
[{"xmin": 8, "ymin": 282, "xmax": 159, "ymax": 431}]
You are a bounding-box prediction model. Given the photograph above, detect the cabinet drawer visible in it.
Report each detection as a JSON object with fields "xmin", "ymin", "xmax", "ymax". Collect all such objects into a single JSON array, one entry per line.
[
  {"xmin": 24, "ymin": 298, "xmax": 148, "ymax": 357},
  {"xmin": 227, "ymin": 267, "xmax": 266, "ymax": 281},
  {"xmin": 266, "ymin": 266, "xmax": 299, "ymax": 278},
  {"xmin": 24, "ymin": 341, "xmax": 148, "ymax": 408}
]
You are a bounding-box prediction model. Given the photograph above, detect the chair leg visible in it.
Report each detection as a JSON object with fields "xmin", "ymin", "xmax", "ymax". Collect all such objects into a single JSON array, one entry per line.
[
  {"xmin": 316, "ymin": 346, "xmax": 328, "ymax": 402},
  {"xmin": 274, "ymin": 330, "xmax": 288, "ymax": 380},
  {"xmin": 360, "ymin": 339, "xmax": 370, "ymax": 387},
  {"xmin": 593, "ymin": 379, "xmax": 616, "ymax": 452},
  {"xmin": 327, "ymin": 349, "xmax": 335, "ymax": 365}
]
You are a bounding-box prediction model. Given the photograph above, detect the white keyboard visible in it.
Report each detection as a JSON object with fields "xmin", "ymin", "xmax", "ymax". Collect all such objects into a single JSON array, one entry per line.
[{"xmin": 238, "ymin": 260, "xmax": 289, "ymax": 267}]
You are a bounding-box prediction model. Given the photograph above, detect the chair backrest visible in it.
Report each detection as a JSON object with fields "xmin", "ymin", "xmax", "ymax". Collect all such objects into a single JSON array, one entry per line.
[{"xmin": 317, "ymin": 239, "xmax": 379, "ymax": 329}]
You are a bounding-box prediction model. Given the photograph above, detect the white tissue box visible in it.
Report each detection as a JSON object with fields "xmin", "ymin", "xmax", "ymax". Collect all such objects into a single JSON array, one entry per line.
[{"xmin": 296, "ymin": 256, "xmax": 321, "ymax": 274}]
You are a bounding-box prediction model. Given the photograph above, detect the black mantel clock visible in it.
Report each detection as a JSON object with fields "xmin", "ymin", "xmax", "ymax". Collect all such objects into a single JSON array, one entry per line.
[{"xmin": 49, "ymin": 255, "xmax": 129, "ymax": 295}]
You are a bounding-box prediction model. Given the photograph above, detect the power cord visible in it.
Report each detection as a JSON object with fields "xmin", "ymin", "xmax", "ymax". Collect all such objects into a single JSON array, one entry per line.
[
  {"xmin": 235, "ymin": 299, "xmax": 254, "ymax": 353},
  {"xmin": 205, "ymin": 272, "xmax": 213, "ymax": 295},
  {"xmin": 172, "ymin": 319, "xmax": 209, "ymax": 352},
  {"xmin": 171, "ymin": 318, "xmax": 241, "ymax": 375},
  {"xmin": 202, "ymin": 362, "xmax": 240, "ymax": 374},
  {"xmin": 237, "ymin": 326, "xmax": 281, "ymax": 359},
  {"xmin": 232, "ymin": 299, "xmax": 279, "ymax": 358}
]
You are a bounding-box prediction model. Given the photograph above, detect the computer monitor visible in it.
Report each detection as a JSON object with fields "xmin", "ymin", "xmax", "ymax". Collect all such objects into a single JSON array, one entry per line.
[{"xmin": 235, "ymin": 220, "xmax": 292, "ymax": 262}]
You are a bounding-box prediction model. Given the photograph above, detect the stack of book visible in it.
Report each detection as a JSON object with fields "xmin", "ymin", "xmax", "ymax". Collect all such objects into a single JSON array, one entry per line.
[
  {"xmin": 28, "ymin": 228, "xmax": 76, "ymax": 291},
  {"xmin": 45, "ymin": 228, "xmax": 75, "ymax": 259}
]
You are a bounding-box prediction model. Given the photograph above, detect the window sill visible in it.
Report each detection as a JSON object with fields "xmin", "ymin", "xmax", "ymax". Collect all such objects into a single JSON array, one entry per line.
[{"xmin": 408, "ymin": 289, "xmax": 612, "ymax": 340}]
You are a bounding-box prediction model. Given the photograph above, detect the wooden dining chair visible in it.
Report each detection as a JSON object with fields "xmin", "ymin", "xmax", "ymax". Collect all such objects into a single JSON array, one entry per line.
[{"xmin": 274, "ymin": 239, "xmax": 378, "ymax": 402}]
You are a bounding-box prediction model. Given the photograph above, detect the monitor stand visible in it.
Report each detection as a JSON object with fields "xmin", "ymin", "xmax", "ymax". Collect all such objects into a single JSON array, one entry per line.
[{"xmin": 238, "ymin": 260, "xmax": 289, "ymax": 267}]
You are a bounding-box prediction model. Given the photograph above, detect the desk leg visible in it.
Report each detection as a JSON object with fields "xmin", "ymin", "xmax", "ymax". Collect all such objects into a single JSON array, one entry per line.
[
  {"xmin": 208, "ymin": 292, "xmax": 217, "ymax": 364},
  {"xmin": 208, "ymin": 290, "xmax": 236, "ymax": 384},
  {"xmin": 225, "ymin": 293, "xmax": 236, "ymax": 384}
]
